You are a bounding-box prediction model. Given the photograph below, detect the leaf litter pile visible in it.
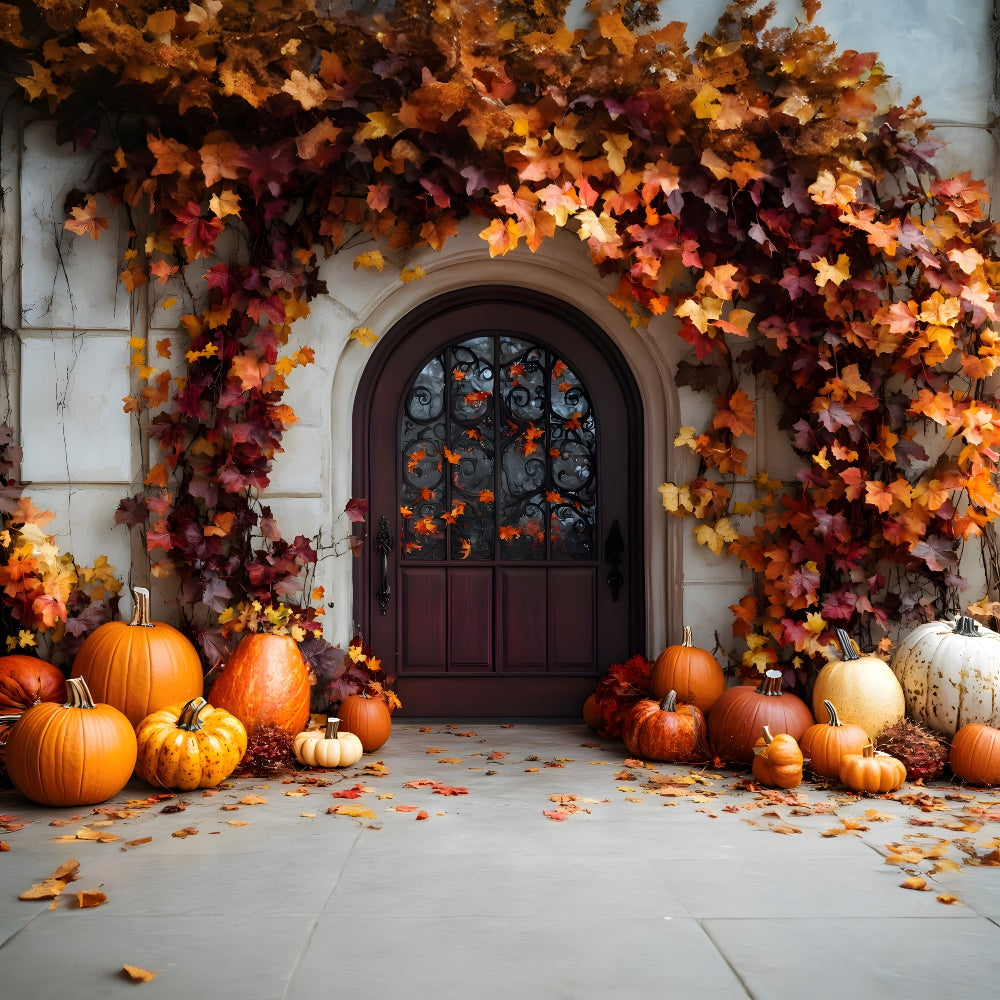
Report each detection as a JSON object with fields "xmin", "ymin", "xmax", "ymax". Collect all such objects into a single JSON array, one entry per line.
[{"xmin": 3, "ymin": 721, "xmax": 999, "ymax": 958}]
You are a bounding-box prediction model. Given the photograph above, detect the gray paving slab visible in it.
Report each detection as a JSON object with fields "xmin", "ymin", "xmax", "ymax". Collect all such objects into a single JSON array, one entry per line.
[{"xmin": 1, "ymin": 721, "xmax": 998, "ymax": 999}]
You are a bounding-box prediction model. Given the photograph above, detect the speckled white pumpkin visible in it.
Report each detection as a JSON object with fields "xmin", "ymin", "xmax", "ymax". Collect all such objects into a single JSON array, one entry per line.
[
  {"xmin": 891, "ymin": 616, "xmax": 1000, "ymax": 736},
  {"xmin": 811, "ymin": 630, "xmax": 905, "ymax": 741}
]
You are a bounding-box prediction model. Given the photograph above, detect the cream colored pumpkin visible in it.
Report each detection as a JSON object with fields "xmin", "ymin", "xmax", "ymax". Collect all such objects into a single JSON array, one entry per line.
[
  {"xmin": 891, "ymin": 616, "xmax": 1000, "ymax": 736},
  {"xmin": 293, "ymin": 717, "xmax": 364, "ymax": 768},
  {"xmin": 811, "ymin": 630, "xmax": 905, "ymax": 741}
]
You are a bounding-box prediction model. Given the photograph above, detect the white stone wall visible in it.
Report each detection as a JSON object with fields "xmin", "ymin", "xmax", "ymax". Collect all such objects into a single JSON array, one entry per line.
[{"xmin": 1, "ymin": 0, "xmax": 996, "ymax": 657}]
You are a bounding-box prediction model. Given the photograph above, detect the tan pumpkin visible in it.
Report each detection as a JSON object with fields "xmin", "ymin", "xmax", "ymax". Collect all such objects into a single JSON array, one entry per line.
[
  {"xmin": 707, "ymin": 669, "xmax": 814, "ymax": 764},
  {"xmin": 811, "ymin": 629, "xmax": 904, "ymax": 740},
  {"xmin": 621, "ymin": 690, "xmax": 708, "ymax": 763},
  {"xmin": 338, "ymin": 692, "xmax": 392, "ymax": 752},
  {"xmin": 293, "ymin": 717, "xmax": 364, "ymax": 768},
  {"xmin": 751, "ymin": 726, "xmax": 803, "ymax": 789},
  {"xmin": 891, "ymin": 616, "xmax": 1000, "ymax": 736},
  {"xmin": 649, "ymin": 626, "xmax": 726, "ymax": 713},
  {"xmin": 949, "ymin": 723, "xmax": 1000, "ymax": 786},
  {"xmin": 135, "ymin": 697, "xmax": 247, "ymax": 790},
  {"xmin": 209, "ymin": 631, "xmax": 311, "ymax": 736},
  {"xmin": 4, "ymin": 677, "xmax": 137, "ymax": 806},
  {"xmin": 71, "ymin": 587, "xmax": 204, "ymax": 727},
  {"xmin": 799, "ymin": 700, "xmax": 870, "ymax": 779},
  {"xmin": 838, "ymin": 743, "xmax": 907, "ymax": 794}
]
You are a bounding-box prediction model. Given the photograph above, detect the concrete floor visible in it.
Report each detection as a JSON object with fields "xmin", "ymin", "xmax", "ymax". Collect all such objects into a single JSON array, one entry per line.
[{"xmin": 1, "ymin": 721, "xmax": 999, "ymax": 999}]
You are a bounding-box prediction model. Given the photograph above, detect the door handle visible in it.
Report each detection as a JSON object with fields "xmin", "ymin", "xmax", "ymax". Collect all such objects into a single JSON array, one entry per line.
[
  {"xmin": 604, "ymin": 518, "xmax": 624, "ymax": 602},
  {"xmin": 376, "ymin": 514, "xmax": 393, "ymax": 615}
]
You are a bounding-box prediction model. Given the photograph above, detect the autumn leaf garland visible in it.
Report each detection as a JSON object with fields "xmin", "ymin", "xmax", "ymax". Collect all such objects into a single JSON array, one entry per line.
[{"xmin": 1, "ymin": 0, "xmax": 999, "ymax": 674}]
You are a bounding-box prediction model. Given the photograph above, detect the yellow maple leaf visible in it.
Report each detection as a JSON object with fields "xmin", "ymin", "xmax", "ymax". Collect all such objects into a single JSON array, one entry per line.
[
  {"xmin": 209, "ymin": 189, "xmax": 241, "ymax": 219},
  {"xmin": 812, "ymin": 254, "xmax": 851, "ymax": 288},
  {"xmin": 693, "ymin": 517, "xmax": 739, "ymax": 556},
  {"xmin": 350, "ymin": 327, "xmax": 379, "ymax": 347},
  {"xmin": 354, "ymin": 250, "xmax": 385, "ymax": 272},
  {"xmin": 400, "ymin": 266, "xmax": 425, "ymax": 282},
  {"xmin": 281, "ymin": 70, "xmax": 328, "ymax": 111},
  {"xmin": 691, "ymin": 84, "xmax": 723, "ymax": 120},
  {"xmin": 602, "ymin": 132, "xmax": 632, "ymax": 175},
  {"xmin": 658, "ymin": 482, "xmax": 692, "ymax": 514}
]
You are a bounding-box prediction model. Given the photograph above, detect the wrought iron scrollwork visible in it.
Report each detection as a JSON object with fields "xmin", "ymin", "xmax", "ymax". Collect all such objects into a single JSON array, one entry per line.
[
  {"xmin": 376, "ymin": 515, "xmax": 393, "ymax": 615},
  {"xmin": 604, "ymin": 518, "xmax": 624, "ymax": 602}
]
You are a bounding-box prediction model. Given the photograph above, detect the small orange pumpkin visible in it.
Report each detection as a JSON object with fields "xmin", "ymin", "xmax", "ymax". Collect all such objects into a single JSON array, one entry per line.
[
  {"xmin": 799, "ymin": 700, "xmax": 870, "ymax": 779},
  {"xmin": 622, "ymin": 690, "xmax": 708, "ymax": 763},
  {"xmin": 4, "ymin": 677, "xmax": 137, "ymax": 806},
  {"xmin": 838, "ymin": 743, "xmax": 907, "ymax": 794},
  {"xmin": 209, "ymin": 632, "xmax": 311, "ymax": 736},
  {"xmin": 71, "ymin": 587, "xmax": 203, "ymax": 727},
  {"xmin": 0, "ymin": 654, "xmax": 67, "ymax": 713},
  {"xmin": 949, "ymin": 722, "xmax": 1000, "ymax": 786},
  {"xmin": 751, "ymin": 726, "xmax": 804, "ymax": 789},
  {"xmin": 339, "ymin": 692, "xmax": 392, "ymax": 752},
  {"xmin": 582, "ymin": 692, "xmax": 604, "ymax": 731},
  {"xmin": 649, "ymin": 626, "xmax": 726, "ymax": 713}
]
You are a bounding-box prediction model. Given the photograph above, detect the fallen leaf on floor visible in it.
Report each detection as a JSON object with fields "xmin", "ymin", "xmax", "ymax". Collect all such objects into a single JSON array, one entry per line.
[
  {"xmin": 225, "ymin": 820, "xmax": 250, "ymax": 827},
  {"xmin": 416, "ymin": 811, "xmax": 430, "ymax": 820},
  {"xmin": 330, "ymin": 783, "xmax": 374, "ymax": 799},
  {"xmin": 53, "ymin": 827, "xmax": 122, "ymax": 844},
  {"xmin": 864, "ymin": 808, "xmax": 895, "ymax": 822},
  {"xmin": 425, "ymin": 748, "xmax": 446, "ymax": 754},
  {"xmin": 936, "ymin": 894, "xmax": 962, "ymax": 905},
  {"xmin": 402, "ymin": 779, "xmax": 469, "ymax": 796},
  {"xmin": 300, "ymin": 812, "xmax": 316, "ymax": 818},
  {"xmin": 362, "ymin": 761, "xmax": 390, "ymax": 777},
  {"xmin": 525, "ymin": 767, "xmax": 540, "ymax": 772},
  {"xmin": 161, "ymin": 803, "xmax": 187, "ymax": 813},
  {"xmin": 122, "ymin": 837, "xmax": 152, "ymax": 850},
  {"xmin": 390, "ymin": 805, "xmax": 419, "ymax": 812},
  {"xmin": 171, "ymin": 827, "xmax": 199, "ymax": 838},
  {"xmin": 770, "ymin": 824, "xmax": 802, "ymax": 835},
  {"xmin": 900, "ymin": 876, "xmax": 930, "ymax": 890},
  {"xmin": 487, "ymin": 751, "xmax": 507, "ymax": 760},
  {"xmin": 437, "ymin": 758, "xmax": 463, "ymax": 764},
  {"xmin": 329, "ymin": 805, "xmax": 377, "ymax": 819},
  {"xmin": 239, "ymin": 794, "xmax": 267, "ymax": 805},
  {"xmin": 543, "ymin": 809, "xmax": 571, "ymax": 821},
  {"xmin": 76, "ymin": 890, "xmax": 108, "ymax": 908},
  {"xmin": 377, "ymin": 792, "xmax": 394, "ymax": 800},
  {"xmin": 121, "ymin": 965, "xmax": 158, "ymax": 983},
  {"xmin": 821, "ymin": 819, "xmax": 865, "ymax": 837},
  {"xmin": 0, "ymin": 841, "xmax": 9, "ymax": 851},
  {"xmin": 19, "ymin": 859, "xmax": 80, "ymax": 900}
]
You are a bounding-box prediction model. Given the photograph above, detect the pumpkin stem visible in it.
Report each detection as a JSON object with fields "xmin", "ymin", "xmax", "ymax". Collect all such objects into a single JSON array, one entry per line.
[
  {"xmin": 0, "ymin": 714, "xmax": 21, "ymax": 724},
  {"xmin": 661, "ymin": 691, "xmax": 678, "ymax": 713},
  {"xmin": 953, "ymin": 616, "xmax": 980, "ymax": 638},
  {"xmin": 129, "ymin": 587, "xmax": 155, "ymax": 628},
  {"xmin": 681, "ymin": 625, "xmax": 693, "ymax": 647},
  {"xmin": 834, "ymin": 629, "xmax": 860, "ymax": 661},
  {"xmin": 862, "ymin": 743, "xmax": 875, "ymax": 759},
  {"xmin": 761, "ymin": 725, "xmax": 774, "ymax": 746},
  {"xmin": 64, "ymin": 676, "xmax": 97, "ymax": 709},
  {"xmin": 325, "ymin": 717, "xmax": 341, "ymax": 739},
  {"xmin": 755, "ymin": 669, "xmax": 785, "ymax": 697},
  {"xmin": 177, "ymin": 697, "xmax": 208, "ymax": 732},
  {"xmin": 823, "ymin": 700, "xmax": 842, "ymax": 727}
]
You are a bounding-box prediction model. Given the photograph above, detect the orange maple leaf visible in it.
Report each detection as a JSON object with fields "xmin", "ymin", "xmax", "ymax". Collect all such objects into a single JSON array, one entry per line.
[
  {"xmin": 230, "ymin": 352, "xmax": 269, "ymax": 391},
  {"xmin": 64, "ymin": 196, "xmax": 109, "ymax": 240}
]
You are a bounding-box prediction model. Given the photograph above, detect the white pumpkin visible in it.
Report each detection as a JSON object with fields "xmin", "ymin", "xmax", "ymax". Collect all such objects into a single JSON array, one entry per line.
[
  {"xmin": 293, "ymin": 717, "xmax": 364, "ymax": 768},
  {"xmin": 811, "ymin": 629, "xmax": 905, "ymax": 740},
  {"xmin": 891, "ymin": 616, "xmax": 1000, "ymax": 736}
]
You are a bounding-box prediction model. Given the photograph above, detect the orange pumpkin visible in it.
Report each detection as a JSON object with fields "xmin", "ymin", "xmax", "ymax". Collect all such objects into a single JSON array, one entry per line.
[
  {"xmin": 799, "ymin": 700, "xmax": 870, "ymax": 779},
  {"xmin": 838, "ymin": 744, "xmax": 907, "ymax": 794},
  {"xmin": 649, "ymin": 626, "xmax": 726, "ymax": 713},
  {"xmin": 707, "ymin": 669, "xmax": 813, "ymax": 764},
  {"xmin": 338, "ymin": 693, "xmax": 392, "ymax": 752},
  {"xmin": 622, "ymin": 689, "xmax": 707, "ymax": 762},
  {"xmin": 949, "ymin": 723, "xmax": 1000, "ymax": 786},
  {"xmin": 71, "ymin": 587, "xmax": 204, "ymax": 727},
  {"xmin": 4, "ymin": 677, "xmax": 137, "ymax": 806},
  {"xmin": 0, "ymin": 654, "xmax": 66, "ymax": 713},
  {"xmin": 582, "ymin": 693, "xmax": 604, "ymax": 731},
  {"xmin": 209, "ymin": 632, "xmax": 311, "ymax": 736},
  {"xmin": 752, "ymin": 726, "xmax": 804, "ymax": 789}
]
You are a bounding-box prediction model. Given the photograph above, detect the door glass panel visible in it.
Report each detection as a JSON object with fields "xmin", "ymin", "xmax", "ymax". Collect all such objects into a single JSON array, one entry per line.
[{"xmin": 400, "ymin": 335, "xmax": 596, "ymax": 562}]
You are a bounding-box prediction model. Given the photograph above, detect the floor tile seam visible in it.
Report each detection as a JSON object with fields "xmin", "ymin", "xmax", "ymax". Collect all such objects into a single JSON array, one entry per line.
[{"xmin": 693, "ymin": 918, "xmax": 755, "ymax": 998}]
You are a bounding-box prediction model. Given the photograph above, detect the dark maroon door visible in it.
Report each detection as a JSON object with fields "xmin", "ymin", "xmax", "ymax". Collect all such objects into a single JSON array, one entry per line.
[{"xmin": 354, "ymin": 288, "xmax": 643, "ymax": 717}]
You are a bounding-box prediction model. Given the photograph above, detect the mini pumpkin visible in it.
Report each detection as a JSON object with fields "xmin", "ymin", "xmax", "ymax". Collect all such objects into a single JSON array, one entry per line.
[
  {"xmin": 293, "ymin": 717, "xmax": 364, "ymax": 768},
  {"xmin": 799, "ymin": 700, "xmax": 870, "ymax": 779},
  {"xmin": 622, "ymin": 690, "xmax": 708, "ymax": 763},
  {"xmin": 811, "ymin": 630, "xmax": 904, "ymax": 741},
  {"xmin": 71, "ymin": 587, "xmax": 203, "ymax": 727},
  {"xmin": 838, "ymin": 743, "xmax": 907, "ymax": 794},
  {"xmin": 892, "ymin": 616, "xmax": 1000, "ymax": 735},
  {"xmin": 338, "ymin": 692, "xmax": 392, "ymax": 752},
  {"xmin": 751, "ymin": 726, "xmax": 803, "ymax": 789},
  {"xmin": 4, "ymin": 677, "xmax": 137, "ymax": 807},
  {"xmin": 949, "ymin": 722, "xmax": 1000, "ymax": 786},
  {"xmin": 582, "ymin": 693, "xmax": 604, "ymax": 732},
  {"xmin": 649, "ymin": 626, "xmax": 726, "ymax": 713},
  {"xmin": 209, "ymin": 631, "xmax": 311, "ymax": 736},
  {"xmin": 135, "ymin": 696, "xmax": 247, "ymax": 791}
]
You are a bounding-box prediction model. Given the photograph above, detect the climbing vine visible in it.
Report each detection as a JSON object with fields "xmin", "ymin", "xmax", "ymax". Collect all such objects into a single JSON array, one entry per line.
[{"xmin": 1, "ymin": 0, "xmax": 998, "ymax": 681}]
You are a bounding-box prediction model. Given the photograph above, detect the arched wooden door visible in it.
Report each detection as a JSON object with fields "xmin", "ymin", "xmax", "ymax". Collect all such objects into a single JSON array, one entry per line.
[{"xmin": 354, "ymin": 288, "xmax": 644, "ymax": 717}]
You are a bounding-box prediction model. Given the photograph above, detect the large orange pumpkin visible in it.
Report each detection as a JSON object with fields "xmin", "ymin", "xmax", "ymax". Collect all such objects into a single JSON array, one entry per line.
[
  {"xmin": 71, "ymin": 587, "xmax": 204, "ymax": 727},
  {"xmin": 4, "ymin": 677, "xmax": 137, "ymax": 806},
  {"xmin": 338, "ymin": 692, "xmax": 392, "ymax": 752},
  {"xmin": 208, "ymin": 631, "xmax": 311, "ymax": 735},
  {"xmin": 0, "ymin": 654, "xmax": 66, "ymax": 713},
  {"xmin": 649, "ymin": 626, "xmax": 726, "ymax": 713},
  {"xmin": 707, "ymin": 669, "xmax": 813, "ymax": 764},
  {"xmin": 622, "ymin": 690, "xmax": 708, "ymax": 762}
]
